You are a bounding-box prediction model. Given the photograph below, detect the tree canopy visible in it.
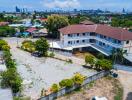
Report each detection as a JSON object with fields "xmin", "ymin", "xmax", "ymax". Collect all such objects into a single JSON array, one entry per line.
[
  {"xmin": 35, "ymin": 38, "xmax": 49, "ymax": 56},
  {"xmin": 46, "ymin": 15, "xmax": 69, "ymax": 38}
]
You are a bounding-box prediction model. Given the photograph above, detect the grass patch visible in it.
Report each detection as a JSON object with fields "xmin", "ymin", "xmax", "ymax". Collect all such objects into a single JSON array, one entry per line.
[{"xmin": 114, "ymin": 80, "xmax": 123, "ymax": 100}]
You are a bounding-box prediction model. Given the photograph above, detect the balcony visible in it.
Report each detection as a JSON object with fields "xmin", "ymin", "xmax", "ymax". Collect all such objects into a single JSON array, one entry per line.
[{"xmin": 64, "ymin": 35, "xmax": 122, "ymax": 48}]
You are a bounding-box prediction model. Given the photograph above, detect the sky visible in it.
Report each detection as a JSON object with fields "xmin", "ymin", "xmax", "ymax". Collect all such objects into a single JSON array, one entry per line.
[{"xmin": 0, "ymin": 0, "xmax": 132, "ymax": 12}]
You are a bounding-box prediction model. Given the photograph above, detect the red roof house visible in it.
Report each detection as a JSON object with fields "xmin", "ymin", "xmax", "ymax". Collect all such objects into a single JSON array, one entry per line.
[
  {"xmin": 26, "ymin": 27, "xmax": 37, "ymax": 33},
  {"xmin": 59, "ymin": 24, "xmax": 132, "ymax": 41}
]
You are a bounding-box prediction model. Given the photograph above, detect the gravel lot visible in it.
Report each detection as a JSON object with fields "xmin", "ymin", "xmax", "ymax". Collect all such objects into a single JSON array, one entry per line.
[{"xmin": 4, "ymin": 37, "xmax": 96, "ymax": 99}]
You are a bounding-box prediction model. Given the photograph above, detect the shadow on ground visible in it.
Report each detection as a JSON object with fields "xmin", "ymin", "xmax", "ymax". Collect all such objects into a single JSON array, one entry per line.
[{"xmin": 126, "ymin": 92, "xmax": 132, "ymax": 100}]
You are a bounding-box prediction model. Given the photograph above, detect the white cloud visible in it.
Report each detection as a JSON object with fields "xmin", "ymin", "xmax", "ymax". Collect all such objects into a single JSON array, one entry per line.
[{"xmin": 41, "ymin": 0, "xmax": 80, "ymax": 9}]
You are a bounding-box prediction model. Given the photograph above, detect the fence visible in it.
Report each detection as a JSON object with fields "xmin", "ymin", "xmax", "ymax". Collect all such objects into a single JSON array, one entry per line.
[{"xmin": 38, "ymin": 71, "xmax": 110, "ymax": 100}]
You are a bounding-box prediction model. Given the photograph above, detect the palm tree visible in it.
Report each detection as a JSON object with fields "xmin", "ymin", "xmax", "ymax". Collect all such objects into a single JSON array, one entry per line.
[{"xmin": 111, "ymin": 48, "xmax": 127, "ymax": 66}]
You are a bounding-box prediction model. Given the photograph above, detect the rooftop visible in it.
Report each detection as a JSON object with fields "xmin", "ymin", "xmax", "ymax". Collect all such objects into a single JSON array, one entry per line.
[
  {"xmin": 80, "ymin": 20, "xmax": 95, "ymax": 25},
  {"xmin": 59, "ymin": 24, "xmax": 132, "ymax": 41}
]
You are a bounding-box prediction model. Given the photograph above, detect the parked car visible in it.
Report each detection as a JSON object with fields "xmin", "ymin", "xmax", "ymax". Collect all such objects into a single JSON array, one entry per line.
[
  {"xmin": 91, "ymin": 96, "xmax": 108, "ymax": 100},
  {"xmin": 31, "ymin": 52, "xmax": 43, "ymax": 57}
]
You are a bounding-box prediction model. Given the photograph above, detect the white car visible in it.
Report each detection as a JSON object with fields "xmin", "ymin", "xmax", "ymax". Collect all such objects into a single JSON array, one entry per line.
[{"xmin": 91, "ymin": 96, "xmax": 108, "ymax": 100}]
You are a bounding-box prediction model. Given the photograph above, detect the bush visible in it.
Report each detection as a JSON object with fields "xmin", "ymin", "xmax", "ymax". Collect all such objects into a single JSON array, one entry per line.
[
  {"xmin": 3, "ymin": 50, "xmax": 12, "ymax": 60},
  {"xmin": 5, "ymin": 58, "xmax": 16, "ymax": 69},
  {"xmin": 1, "ymin": 68, "xmax": 22, "ymax": 93},
  {"xmin": 51, "ymin": 84, "xmax": 59, "ymax": 93},
  {"xmin": 0, "ymin": 39, "xmax": 8, "ymax": 50},
  {"xmin": 85, "ymin": 54, "xmax": 95, "ymax": 66},
  {"xmin": 97, "ymin": 53, "xmax": 105, "ymax": 59},
  {"xmin": 59, "ymin": 79, "xmax": 74, "ymax": 88},
  {"xmin": 66, "ymin": 59, "xmax": 73, "ymax": 64},
  {"xmin": 72, "ymin": 73, "xmax": 85, "ymax": 85},
  {"xmin": 49, "ymin": 52, "xmax": 55, "ymax": 57},
  {"xmin": 21, "ymin": 40, "xmax": 35, "ymax": 53},
  {"xmin": 2, "ymin": 45, "xmax": 10, "ymax": 51}
]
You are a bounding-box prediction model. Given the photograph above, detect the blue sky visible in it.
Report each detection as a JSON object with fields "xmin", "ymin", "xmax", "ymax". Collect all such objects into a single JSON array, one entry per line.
[{"xmin": 0, "ymin": 0, "xmax": 132, "ymax": 12}]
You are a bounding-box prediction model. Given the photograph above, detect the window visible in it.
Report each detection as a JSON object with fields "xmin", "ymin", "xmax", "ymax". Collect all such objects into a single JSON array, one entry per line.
[
  {"xmin": 82, "ymin": 33, "xmax": 85, "ymax": 36},
  {"xmin": 82, "ymin": 40, "xmax": 85, "ymax": 43},
  {"xmin": 77, "ymin": 33, "xmax": 79, "ymax": 36},
  {"xmin": 76, "ymin": 40, "xmax": 79, "ymax": 43},
  {"xmin": 118, "ymin": 40, "xmax": 121, "ymax": 44},
  {"xmin": 68, "ymin": 34, "xmax": 72, "ymax": 37},
  {"xmin": 89, "ymin": 39, "xmax": 96, "ymax": 43},
  {"xmin": 124, "ymin": 50, "xmax": 127, "ymax": 53},
  {"xmin": 103, "ymin": 43, "xmax": 105, "ymax": 46},
  {"xmin": 126, "ymin": 41, "xmax": 129, "ymax": 44},
  {"xmin": 68, "ymin": 41, "xmax": 72, "ymax": 44},
  {"xmin": 104, "ymin": 36, "xmax": 106, "ymax": 39}
]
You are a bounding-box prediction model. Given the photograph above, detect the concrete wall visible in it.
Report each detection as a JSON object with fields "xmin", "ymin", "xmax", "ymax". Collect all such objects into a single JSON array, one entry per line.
[{"xmin": 123, "ymin": 40, "xmax": 132, "ymax": 54}]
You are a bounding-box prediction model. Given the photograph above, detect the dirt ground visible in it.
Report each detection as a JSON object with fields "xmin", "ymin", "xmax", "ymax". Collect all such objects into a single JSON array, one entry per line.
[
  {"xmin": 57, "ymin": 77, "xmax": 122, "ymax": 100},
  {"xmin": 116, "ymin": 70, "xmax": 132, "ymax": 100},
  {"xmin": 74, "ymin": 52, "xmax": 95, "ymax": 59}
]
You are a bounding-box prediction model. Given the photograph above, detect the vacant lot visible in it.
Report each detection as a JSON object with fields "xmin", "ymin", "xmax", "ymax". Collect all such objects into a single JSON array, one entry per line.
[
  {"xmin": 4, "ymin": 37, "xmax": 96, "ymax": 100},
  {"xmin": 57, "ymin": 77, "xmax": 123, "ymax": 100}
]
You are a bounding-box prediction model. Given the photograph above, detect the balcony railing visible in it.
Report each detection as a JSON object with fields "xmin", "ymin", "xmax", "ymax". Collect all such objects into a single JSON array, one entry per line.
[{"xmin": 64, "ymin": 35, "xmax": 122, "ymax": 48}]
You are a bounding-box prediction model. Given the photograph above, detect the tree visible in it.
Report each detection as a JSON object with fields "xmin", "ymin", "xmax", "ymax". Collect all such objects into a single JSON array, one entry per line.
[
  {"xmin": 111, "ymin": 48, "xmax": 127, "ymax": 64},
  {"xmin": 95, "ymin": 59, "xmax": 112, "ymax": 70},
  {"xmin": 85, "ymin": 54, "xmax": 95, "ymax": 66},
  {"xmin": 47, "ymin": 15, "xmax": 69, "ymax": 38},
  {"xmin": 35, "ymin": 38, "xmax": 49, "ymax": 56},
  {"xmin": 19, "ymin": 27, "xmax": 25, "ymax": 33}
]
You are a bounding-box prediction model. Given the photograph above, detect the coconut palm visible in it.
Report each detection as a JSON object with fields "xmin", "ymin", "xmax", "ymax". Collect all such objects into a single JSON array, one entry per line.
[{"xmin": 111, "ymin": 48, "xmax": 127, "ymax": 64}]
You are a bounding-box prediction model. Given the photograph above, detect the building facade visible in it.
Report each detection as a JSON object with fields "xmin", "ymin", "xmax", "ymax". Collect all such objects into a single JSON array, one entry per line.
[{"xmin": 59, "ymin": 24, "xmax": 132, "ymax": 56}]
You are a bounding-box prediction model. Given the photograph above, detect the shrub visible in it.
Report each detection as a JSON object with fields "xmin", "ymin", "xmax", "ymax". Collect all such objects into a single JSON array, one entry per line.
[
  {"xmin": 1, "ymin": 68, "xmax": 22, "ymax": 93},
  {"xmin": 85, "ymin": 54, "xmax": 95, "ymax": 66},
  {"xmin": 59, "ymin": 79, "xmax": 74, "ymax": 88},
  {"xmin": 72, "ymin": 73, "xmax": 85, "ymax": 85},
  {"xmin": 66, "ymin": 59, "xmax": 73, "ymax": 64},
  {"xmin": 0, "ymin": 39, "xmax": 8, "ymax": 50},
  {"xmin": 5, "ymin": 58, "xmax": 16, "ymax": 69},
  {"xmin": 97, "ymin": 53, "xmax": 105, "ymax": 59},
  {"xmin": 49, "ymin": 52, "xmax": 55, "ymax": 57},
  {"xmin": 51, "ymin": 84, "xmax": 59, "ymax": 93},
  {"xmin": 21, "ymin": 40, "xmax": 35, "ymax": 53},
  {"xmin": 2, "ymin": 45, "xmax": 10, "ymax": 51},
  {"xmin": 3, "ymin": 50, "xmax": 12, "ymax": 59}
]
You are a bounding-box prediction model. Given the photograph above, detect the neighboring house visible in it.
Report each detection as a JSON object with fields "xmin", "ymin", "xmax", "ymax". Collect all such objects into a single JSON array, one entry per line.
[
  {"xmin": 51, "ymin": 23, "xmax": 132, "ymax": 56},
  {"xmin": 32, "ymin": 28, "xmax": 48, "ymax": 38},
  {"xmin": 0, "ymin": 22, "xmax": 9, "ymax": 26},
  {"xmin": 80, "ymin": 20, "xmax": 95, "ymax": 25},
  {"xmin": 26, "ymin": 27, "xmax": 38, "ymax": 34}
]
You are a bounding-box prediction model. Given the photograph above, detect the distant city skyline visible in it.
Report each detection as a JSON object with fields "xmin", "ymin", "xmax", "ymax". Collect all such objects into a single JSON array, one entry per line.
[{"xmin": 0, "ymin": 0, "xmax": 132, "ymax": 12}]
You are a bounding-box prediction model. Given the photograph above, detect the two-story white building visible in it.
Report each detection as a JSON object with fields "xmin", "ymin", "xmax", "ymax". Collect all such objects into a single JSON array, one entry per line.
[{"xmin": 50, "ymin": 23, "xmax": 132, "ymax": 56}]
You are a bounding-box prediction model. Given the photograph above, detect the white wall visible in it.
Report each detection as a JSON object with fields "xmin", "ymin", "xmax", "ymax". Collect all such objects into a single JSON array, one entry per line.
[{"xmin": 123, "ymin": 40, "xmax": 132, "ymax": 54}]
